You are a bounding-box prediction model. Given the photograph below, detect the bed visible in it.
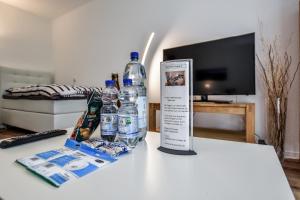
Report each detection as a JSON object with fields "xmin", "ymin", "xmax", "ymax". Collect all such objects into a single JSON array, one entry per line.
[{"xmin": 0, "ymin": 67, "xmax": 88, "ymax": 132}]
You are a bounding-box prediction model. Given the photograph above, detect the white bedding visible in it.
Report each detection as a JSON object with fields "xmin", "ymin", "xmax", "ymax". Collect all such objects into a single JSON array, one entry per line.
[
  {"xmin": 5, "ymin": 84, "xmax": 101, "ymax": 99},
  {"xmin": 2, "ymin": 99, "xmax": 87, "ymax": 114},
  {"xmin": 0, "ymin": 66, "xmax": 91, "ymax": 132}
]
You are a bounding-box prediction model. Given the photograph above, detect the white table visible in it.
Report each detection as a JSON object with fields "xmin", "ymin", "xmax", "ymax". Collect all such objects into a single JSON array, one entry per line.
[{"xmin": 0, "ymin": 131, "xmax": 294, "ymax": 200}]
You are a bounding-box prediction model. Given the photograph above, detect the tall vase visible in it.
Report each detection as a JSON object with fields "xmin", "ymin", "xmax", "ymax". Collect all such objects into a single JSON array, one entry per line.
[{"xmin": 267, "ymin": 96, "xmax": 287, "ymax": 160}]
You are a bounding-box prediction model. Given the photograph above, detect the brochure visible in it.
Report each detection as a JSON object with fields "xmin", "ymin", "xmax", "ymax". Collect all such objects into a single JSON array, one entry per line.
[
  {"xmin": 16, "ymin": 138, "xmax": 126, "ymax": 187},
  {"xmin": 159, "ymin": 59, "xmax": 196, "ymax": 155}
]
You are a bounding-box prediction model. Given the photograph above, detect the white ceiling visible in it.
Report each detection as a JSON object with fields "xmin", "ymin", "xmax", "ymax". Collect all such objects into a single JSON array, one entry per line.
[{"xmin": 0, "ymin": 0, "xmax": 93, "ymax": 19}]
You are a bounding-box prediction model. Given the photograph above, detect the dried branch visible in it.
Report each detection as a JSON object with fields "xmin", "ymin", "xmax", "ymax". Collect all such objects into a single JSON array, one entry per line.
[{"xmin": 257, "ymin": 33, "xmax": 299, "ymax": 160}]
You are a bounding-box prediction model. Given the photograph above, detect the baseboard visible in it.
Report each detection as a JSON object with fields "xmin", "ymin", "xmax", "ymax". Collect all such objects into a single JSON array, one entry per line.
[{"xmin": 284, "ymin": 151, "xmax": 300, "ymax": 159}]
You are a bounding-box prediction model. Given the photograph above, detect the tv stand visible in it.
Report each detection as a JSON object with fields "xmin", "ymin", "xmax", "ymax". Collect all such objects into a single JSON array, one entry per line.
[{"xmin": 149, "ymin": 102, "xmax": 255, "ymax": 143}]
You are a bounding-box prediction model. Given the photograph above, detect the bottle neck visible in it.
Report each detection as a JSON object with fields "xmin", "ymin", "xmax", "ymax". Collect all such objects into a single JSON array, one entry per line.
[{"xmin": 131, "ymin": 58, "xmax": 138, "ymax": 62}]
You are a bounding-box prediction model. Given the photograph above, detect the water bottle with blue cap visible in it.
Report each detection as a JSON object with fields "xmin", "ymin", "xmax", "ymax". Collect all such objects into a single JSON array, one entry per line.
[
  {"xmin": 117, "ymin": 79, "xmax": 139, "ymax": 148},
  {"xmin": 100, "ymin": 80, "xmax": 119, "ymax": 142},
  {"xmin": 123, "ymin": 52, "xmax": 147, "ymax": 141}
]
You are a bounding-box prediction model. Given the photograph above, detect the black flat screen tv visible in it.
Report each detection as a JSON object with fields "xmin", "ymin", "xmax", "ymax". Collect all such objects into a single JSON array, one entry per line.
[{"xmin": 163, "ymin": 33, "xmax": 255, "ymax": 99}]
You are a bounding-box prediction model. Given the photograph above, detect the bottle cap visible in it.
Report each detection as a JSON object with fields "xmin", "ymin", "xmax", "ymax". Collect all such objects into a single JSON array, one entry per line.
[
  {"xmin": 105, "ymin": 80, "xmax": 115, "ymax": 86},
  {"xmin": 123, "ymin": 79, "xmax": 132, "ymax": 86},
  {"xmin": 130, "ymin": 52, "xmax": 139, "ymax": 60}
]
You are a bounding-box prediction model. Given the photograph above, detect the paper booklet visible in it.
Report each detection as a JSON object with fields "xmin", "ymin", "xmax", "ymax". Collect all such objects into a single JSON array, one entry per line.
[{"xmin": 16, "ymin": 138, "xmax": 129, "ymax": 187}]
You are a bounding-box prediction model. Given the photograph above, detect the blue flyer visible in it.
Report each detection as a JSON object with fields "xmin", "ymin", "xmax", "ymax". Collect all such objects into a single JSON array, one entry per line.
[{"xmin": 16, "ymin": 138, "xmax": 122, "ymax": 187}]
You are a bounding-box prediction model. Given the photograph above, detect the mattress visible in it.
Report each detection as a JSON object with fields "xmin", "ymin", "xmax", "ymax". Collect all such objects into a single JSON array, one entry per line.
[
  {"xmin": 1, "ymin": 109, "xmax": 82, "ymax": 132},
  {"xmin": 2, "ymin": 99, "xmax": 87, "ymax": 114}
]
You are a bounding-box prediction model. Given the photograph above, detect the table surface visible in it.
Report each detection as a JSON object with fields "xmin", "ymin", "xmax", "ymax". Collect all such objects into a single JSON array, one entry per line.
[{"xmin": 0, "ymin": 130, "xmax": 294, "ymax": 200}]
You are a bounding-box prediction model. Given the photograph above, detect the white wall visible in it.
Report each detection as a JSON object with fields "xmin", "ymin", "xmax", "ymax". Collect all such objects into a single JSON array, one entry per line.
[
  {"xmin": 52, "ymin": 0, "xmax": 299, "ymax": 158},
  {"xmin": 0, "ymin": 2, "xmax": 53, "ymax": 71}
]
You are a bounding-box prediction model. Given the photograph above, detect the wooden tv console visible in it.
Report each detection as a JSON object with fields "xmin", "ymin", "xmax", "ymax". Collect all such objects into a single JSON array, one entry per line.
[{"xmin": 149, "ymin": 102, "xmax": 255, "ymax": 143}]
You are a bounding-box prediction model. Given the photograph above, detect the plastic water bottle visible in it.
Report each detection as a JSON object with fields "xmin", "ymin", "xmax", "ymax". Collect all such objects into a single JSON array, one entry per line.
[
  {"xmin": 100, "ymin": 80, "xmax": 119, "ymax": 142},
  {"xmin": 117, "ymin": 79, "xmax": 139, "ymax": 148},
  {"xmin": 123, "ymin": 52, "xmax": 147, "ymax": 141}
]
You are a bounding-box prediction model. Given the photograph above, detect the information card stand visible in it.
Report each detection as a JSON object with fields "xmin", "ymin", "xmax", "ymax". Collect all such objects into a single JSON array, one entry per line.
[{"xmin": 158, "ymin": 59, "xmax": 196, "ymax": 155}]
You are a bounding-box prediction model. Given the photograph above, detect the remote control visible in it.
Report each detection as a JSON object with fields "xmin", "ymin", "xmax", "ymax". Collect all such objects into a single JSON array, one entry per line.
[{"xmin": 0, "ymin": 129, "xmax": 67, "ymax": 149}]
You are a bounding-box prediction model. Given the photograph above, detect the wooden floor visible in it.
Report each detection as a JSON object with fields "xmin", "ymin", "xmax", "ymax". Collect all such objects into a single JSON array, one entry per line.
[
  {"xmin": 1, "ymin": 127, "xmax": 300, "ymax": 199},
  {"xmin": 283, "ymin": 159, "xmax": 300, "ymax": 199},
  {"xmin": 194, "ymin": 127, "xmax": 246, "ymax": 142}
]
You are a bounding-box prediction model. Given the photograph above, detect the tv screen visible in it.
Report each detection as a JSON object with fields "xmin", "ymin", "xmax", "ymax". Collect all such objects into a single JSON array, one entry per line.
[{"xmin": 163, "ymin": 33, "xmax": 255, "ymax": 96}]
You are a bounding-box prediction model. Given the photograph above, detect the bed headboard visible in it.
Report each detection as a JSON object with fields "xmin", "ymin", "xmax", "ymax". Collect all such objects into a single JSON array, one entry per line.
[{"xmin": 0, "ymin": 66, "xmax": 54, "ymax": 98}]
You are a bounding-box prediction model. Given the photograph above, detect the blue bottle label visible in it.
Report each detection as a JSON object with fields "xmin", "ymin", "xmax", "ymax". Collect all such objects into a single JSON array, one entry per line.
[
  {"xmin": 101, "ymin": 114, "xmax": 118, "ymax": 135},
  {"xmin": 118, "ymin": 114, "xmax": 138, "ymax": 137}
]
